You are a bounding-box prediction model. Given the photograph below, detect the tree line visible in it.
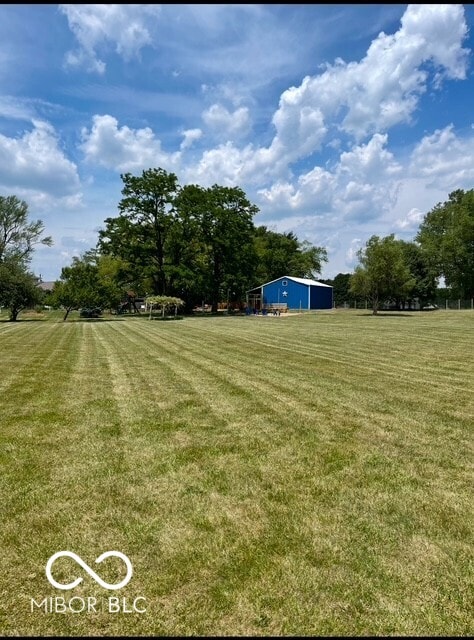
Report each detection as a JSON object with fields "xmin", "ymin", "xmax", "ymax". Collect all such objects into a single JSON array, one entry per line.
[
  {"xmin": 0, "ymin": 168, "xmax": 473, "ymax": 320},
  {"xmin": 0, "ymin": 168, "xmax": 327, "ymax": 320},
  {"xmin": 321, "ymin": 189, "xmax": 474, "ymax": 314},
  {"xmin": 0, "ymin": 195, "xmax": 52, "ymax": 320}
]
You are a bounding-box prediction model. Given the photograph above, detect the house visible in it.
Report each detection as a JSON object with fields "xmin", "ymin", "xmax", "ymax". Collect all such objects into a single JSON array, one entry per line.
[
  {"xmin": 36, "ymin": 280, "xmax": 55, "ymax": 293},
  {"xmin": 247, "ymin": 276, "xmax": 333, "ymax": 311}
]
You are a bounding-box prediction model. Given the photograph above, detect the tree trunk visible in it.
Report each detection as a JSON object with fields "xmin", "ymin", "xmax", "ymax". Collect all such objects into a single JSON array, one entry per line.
[{"xmin": 63, "ymin": 307, "xmax": 71, "ymax": 321}]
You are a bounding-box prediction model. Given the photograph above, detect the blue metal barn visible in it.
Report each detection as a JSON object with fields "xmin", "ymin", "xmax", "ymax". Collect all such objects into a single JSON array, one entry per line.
[{"xmin": 247, "ymin": 276, "xmax": 333, "ymax": 311}]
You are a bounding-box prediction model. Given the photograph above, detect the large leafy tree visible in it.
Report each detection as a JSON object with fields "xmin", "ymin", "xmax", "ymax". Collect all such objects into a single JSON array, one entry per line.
[
  {"xmin": 349, "ymin": 234, "xmax": 415, "ymax": 315},
  {"xmin": 0, "ymin": 195, "xmax": 52, "ymax": 264},
  {"xmin": 398, "ymin": 240, "xmax": 437, "ymax": 309},
  {"xmin": 98, "ymin": 168, "xmax": 179, "ymax": 296},
  {"xmin": 416, "ymin": 189, "xmax": 474, "ymax": 298},
  {"xmin": 171, "ymin": 184, "xmax": 212, "ymax": 310},
  {"xmin": 0, "ymin": 261, "xmax": 42, "ymax": 321},
  {"xmin": 177, "ymin": 184, "xmax": 258, "ymax": 312},
  {"xmin": 320, "ymin": 273, "xmax": 353, "ymax": 307},
  {"xmin": 253, "ymin": 226, "xmax": 327, "ymax": 284},
  {"xmin": 51, "ymin": 253, "xmax": 123, "ymax": 321},
  {"xmin": 0, "ymin": 195, "xmax": 52, "ymax": 320}
]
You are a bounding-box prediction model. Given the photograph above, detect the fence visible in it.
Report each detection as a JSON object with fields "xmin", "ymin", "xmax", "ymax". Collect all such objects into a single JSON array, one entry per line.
[
  {"xmin": 338, "ymin": 299, "xmax": 474, "ymax": 310},
  {"xmin": 436, "ymin": 298, "xmax": 474, "ymax": 310}
]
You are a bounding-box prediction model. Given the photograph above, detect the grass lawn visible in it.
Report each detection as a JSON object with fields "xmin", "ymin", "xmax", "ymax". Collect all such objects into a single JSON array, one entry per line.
[{"xmin": 0, "ymin": 309, "xmax": 472, "ymax": 636}]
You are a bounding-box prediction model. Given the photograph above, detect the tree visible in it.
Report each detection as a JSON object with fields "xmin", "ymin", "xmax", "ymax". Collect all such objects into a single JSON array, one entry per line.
[
  {"xmin": 89, "ymin": 250, "xmax": 128, "ymax": 311},
  {"xmin": 398, "ymin": 240, "xmax": 437, "ymax": 309},
  {"xmin": 321, "ymin": 273, "xmax": 352, "ymax": 307},
  {"xmin": 0, "ymin": 195, "xmax": 52, "ymax": 264},
  {"xmin": 416, "ymin": 189, "xmax": 474, "ymax": 298},
  {"xmin": 253, "ymin": 226, "xmax": 327, "ymax": 284},
  {"xmin": 0, "ymin": 260, "xmax": 42, "ymax": 321},
  {"xmin": 51, "ymin": 255, "xmax": 108, "ymax": 321},
  {"xmin": 176, "ymin": 183, "xmax": 258, "ymax": 312},
  {"xmin": 0, "ymin": 195, "xmax": 53, "ymax": 320},
  {"xmin": 294, "ymin": 239, "xmax": 328, "ymax": 279},
  {"xmin": 98, "ymin": 168, "xmax": 179, "ymax": 296},
  {"xmin": 349, "ymin": 234, "xmax": 415, "ymax": 315}
]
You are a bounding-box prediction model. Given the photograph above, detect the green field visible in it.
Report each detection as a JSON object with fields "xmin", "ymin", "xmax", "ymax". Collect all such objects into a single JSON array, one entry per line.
[{"xmin": 0, "ymin": 310, "xmax": 472, "ymax": 636}]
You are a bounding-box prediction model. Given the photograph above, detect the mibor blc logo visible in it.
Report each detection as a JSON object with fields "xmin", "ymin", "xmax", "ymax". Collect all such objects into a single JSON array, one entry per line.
[
  {"xmin": 30, "ymin": 550, "xmax": 146, "ymax": 614},
  {"xmin": 46, "ymin": 550, "xmax": 133, "ymax": 590}
]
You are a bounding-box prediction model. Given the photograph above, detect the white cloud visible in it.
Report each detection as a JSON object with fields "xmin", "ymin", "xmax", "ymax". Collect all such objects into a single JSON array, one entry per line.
[
  {"xmin": 409, "ymin": 124, "xmax": 474, "ymax": 190},
  {"xmin": 0, "ymin": 120, "xmax": 81, "ymax": 199},
  {"xmin": 180, "ymin": 128, "xmax": 202, "ymax": 151},
  {"xmin": 394, "ymin": 207, "xmax": 425, "ymax": 231},
  {"xmin": 268, "ymin": 4, "xmax": 469, "ymax": 144},
  {"xmin": 184, "ymin": 142, "xmax": 252, "ymax": 187},
  {"xmin": 202, "ymin": 104, "xmax": 251, "ymax": 140},
  {"xmin": 258, "ymin": 166, "xmax": 336, "ymax": 214},
  {"xmin": 338, "ymin": 133, "xmax": 401, "ymax": 179},
  {"xmin": 257, "ymin": 133, "xmax": 401, "ymax": 222},
  {"xmin": 0, "ymin": 96, "xmax": 35, "ymax": 121},
  {"xmin": 59, "ymin": 4, "xmax": 162, "ymax": 73},
  {"xmin": 345, "ymin": 238, "xmax": 363, "ymax": 269},
  {"xmin": 80, "ymin": 114, "xmax": 180, "ymax": 172},
  {"xmin": 400, "ymin": 4, "xmax": 469, "ymax": 79}
]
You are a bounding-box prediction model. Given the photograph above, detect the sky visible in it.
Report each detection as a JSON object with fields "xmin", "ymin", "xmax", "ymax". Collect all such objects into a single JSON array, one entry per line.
[{"xmin": 1, "ymin": 3, "xmax": 474, "ymax": 283}]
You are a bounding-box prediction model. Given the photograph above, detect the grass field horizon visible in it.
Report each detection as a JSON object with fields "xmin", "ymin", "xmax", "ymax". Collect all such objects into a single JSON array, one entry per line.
[{"xmin": 0, "ymin": 309, "xmax": 472, "ymax": 636}]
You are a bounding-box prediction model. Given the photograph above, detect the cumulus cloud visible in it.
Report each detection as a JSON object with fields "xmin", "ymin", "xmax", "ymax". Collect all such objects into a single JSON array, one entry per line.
[
  {"xmin": 59, "ymin": 4, "xmax": 161, "ymax": 73},
  {"xmin": 338, "ymin": 133, "xmax": 401, "ymax": 179},
  {"xmin": 257, "ymin": 133, "xmax": 401, "ymax": 222},
  {"xmin": 0, "ymin": 120, "xmax": 81, "ymax": 200},
  {"xmin": 271, "ymin": 81, "xmax": 327, "ymax": 161},
  {"xmin": 409, "ymin": 124, "xmax": 474, "ymax": 189},
  {"xmin": 268, "ymin": 3, "xmax": 469, "ymax": 146},
  {"xmin": 202, "ymin": 104, "xmax": 251, "ymax": 140},
  {"xmin": 184, "ymin": 5, "xmax": 469, "ymax": 193},
  {"xmin": 394, "ymin": 207, "xmax": 425, "ymax": 231},
  {"xmin": 180, "ymin": 128, "xmax": 202, "ymax": 151},
  {"xmin": 80, "ymin": 114, "xmax": 180, "ymax": 172}
]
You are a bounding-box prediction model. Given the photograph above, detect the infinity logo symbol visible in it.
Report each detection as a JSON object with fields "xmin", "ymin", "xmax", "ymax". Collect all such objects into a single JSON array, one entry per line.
[{"xmin": 46, "ymin": 551, "xmax": 133, "ymax": 590}]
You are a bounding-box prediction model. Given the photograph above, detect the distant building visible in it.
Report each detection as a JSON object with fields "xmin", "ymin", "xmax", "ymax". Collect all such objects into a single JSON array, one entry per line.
[
  {"xmin": 37, "ymin": 280, "xmax": 55, "ymax": 293},
  {"xmin": 247, "ymin": 276, "xmax": 333, "ymax": 311}
]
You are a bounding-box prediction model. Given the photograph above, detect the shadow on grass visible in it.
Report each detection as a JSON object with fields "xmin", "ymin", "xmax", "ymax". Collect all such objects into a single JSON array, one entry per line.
[
  {"xmin": 356, "ymin": 312, "xmax": 414, "ymax": 317},
  {"xmin": 0, "ymin": 317, "xmax": 50, "ymax": 323},
  {"xmin": 66, "ymin": 317, "xmax": 127, "ymax": 322},
  {"xmin": 187, "ymin": 312, "xmax": 247, "ymax": 320}
]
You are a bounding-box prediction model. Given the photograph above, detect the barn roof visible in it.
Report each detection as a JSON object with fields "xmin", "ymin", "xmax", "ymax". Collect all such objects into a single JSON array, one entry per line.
[
  {"xmin": 251, "ymin": 275, "xmax": 332, "ymax": 289},
  {"xmin": 37, "ymin": 280, "xmax": 56, "ymax": 291}
]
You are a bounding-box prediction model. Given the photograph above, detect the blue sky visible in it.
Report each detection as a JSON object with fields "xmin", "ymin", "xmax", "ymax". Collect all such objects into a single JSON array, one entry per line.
[{"xmin": 1, "ymin": 4, "xmax": 474, "ymax": 282}]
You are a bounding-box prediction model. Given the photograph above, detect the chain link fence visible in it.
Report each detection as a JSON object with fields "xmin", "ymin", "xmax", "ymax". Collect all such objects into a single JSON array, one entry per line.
[{"xmin": 337, "ymin": 298, "xmax": 474, "ymax": 310}]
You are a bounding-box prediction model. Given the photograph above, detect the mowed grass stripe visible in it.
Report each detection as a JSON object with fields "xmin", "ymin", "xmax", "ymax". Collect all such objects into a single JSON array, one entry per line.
[
  {"xmin": 184, "ymin": 321, "xmax": 468, "ymax": 386},
  {"xmin": 106, "ymin": 322, "xmax": 470, "ymax": 552},
  {"xmin": 111, "ymin": 318, "xmax": 375, "ymax": 438},
  {"xmin": 95, "ymin": 321, "xmax": 383, "ymax": 635},
  {"xmin": 116, "ymin": 314, "xmax": 467, "ymax": 628},
  {"xmin": 181, "ymin": 314, "xmax": 473, "ymax": 390},
  {"xmin": 0, "ymin": 322, "xmax": 76, "ymax": 398},
  {"xmin": 130, "ymin": 316, "xmax": 473, "ymax": 437},
  {"xmin": 110, "ymin": 316, "xmax": 472, "ymax": 499},
  {"xmin": 0, "ymin": 312, "xmax": 472, "ymax": 636}
]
